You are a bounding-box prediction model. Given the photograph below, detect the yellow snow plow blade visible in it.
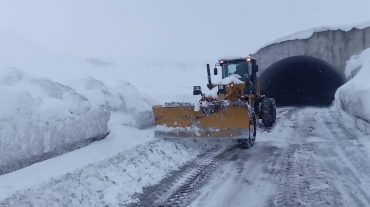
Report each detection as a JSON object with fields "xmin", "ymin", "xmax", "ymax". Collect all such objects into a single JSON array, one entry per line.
[{"xmin": 152, "ymin": 102, "xmax": 251, "ymax": 139}]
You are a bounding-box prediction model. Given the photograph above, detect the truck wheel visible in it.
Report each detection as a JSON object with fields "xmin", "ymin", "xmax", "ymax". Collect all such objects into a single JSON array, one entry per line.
[
  {"xmin": 270, "ymin": 98, "xmax": 277, "ymax": 124},
  {"xmin": 238, "ymin": 139, "xmax": 249, "ymax": 149},
  {"xmin": 249, "ymin": 117, "xmax": 257, "ymax": 146},
  {"xmin": 261, "ymin": 98, "xmax": 273, "ymax": 127}
]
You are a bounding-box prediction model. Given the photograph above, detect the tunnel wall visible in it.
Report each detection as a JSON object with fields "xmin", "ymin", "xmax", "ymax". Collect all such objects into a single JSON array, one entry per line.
[{"xmin": 253, "ymin": 27, "xmax": 370, "ymax": 78}]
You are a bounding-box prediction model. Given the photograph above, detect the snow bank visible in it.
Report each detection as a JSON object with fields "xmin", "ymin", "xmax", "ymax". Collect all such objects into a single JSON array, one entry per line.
[
  {"xmin": 335, "ymin": 48, "xmax": 370, "ymax": 134},
  {"xmin": 0, "ymin": 30, "xmax": 155, "ymax": 175},
  {"xmin": 0, "ymin": 68, "xmax": 109, "ymax": 174},
  {"xmin": 0, "ymin": 69, "xmax": 155, "ymax": 175},
  {"xmin": 66, "ymin": 77, "xmax": 154, "ymax": 130},
  {"xmin": 0, "ymin": 139, "xmax": 230, "ymax": 206}
]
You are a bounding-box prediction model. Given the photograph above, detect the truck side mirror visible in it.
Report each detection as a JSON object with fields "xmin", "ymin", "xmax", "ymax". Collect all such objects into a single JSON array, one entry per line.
[
  {"xmin": 214, "ymin": 67, "xmax": 218, "ymax": 75},
  {"xmin": 193, "ymin": 86, "xmax": 202, "ymax": 95}
]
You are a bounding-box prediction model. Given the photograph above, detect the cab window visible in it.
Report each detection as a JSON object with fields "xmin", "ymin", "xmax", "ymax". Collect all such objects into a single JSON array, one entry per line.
[{"xmin": 222, "ymin": 62, "xmax": 250, "ymax": 82}]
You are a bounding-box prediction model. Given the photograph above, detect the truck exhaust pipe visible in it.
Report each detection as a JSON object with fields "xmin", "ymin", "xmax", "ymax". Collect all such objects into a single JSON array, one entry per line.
[{"xmin": 206, "ymin": 64, "xmax": 212, "ymax": 89}]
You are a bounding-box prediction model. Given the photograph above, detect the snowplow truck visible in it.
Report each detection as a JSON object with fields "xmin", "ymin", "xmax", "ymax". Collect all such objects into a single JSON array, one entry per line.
[{"xmin": 152, "ymin": 57, "xmax": 276, "ymax": 147}]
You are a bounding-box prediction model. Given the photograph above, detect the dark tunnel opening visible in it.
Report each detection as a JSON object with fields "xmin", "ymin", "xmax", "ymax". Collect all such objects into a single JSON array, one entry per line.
[{"xmin": 259, "ymin": 56, "xmax": 345, "ymax": 107}]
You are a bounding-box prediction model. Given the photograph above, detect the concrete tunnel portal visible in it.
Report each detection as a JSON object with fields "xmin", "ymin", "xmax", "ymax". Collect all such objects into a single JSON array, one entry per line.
[
  {"xmin": 252, "ymin": 26, "xmax": 370, "ymax": 107},
  {"xmin": 259, "ymin": 56, "xmax": 345, "ymax": 106}
]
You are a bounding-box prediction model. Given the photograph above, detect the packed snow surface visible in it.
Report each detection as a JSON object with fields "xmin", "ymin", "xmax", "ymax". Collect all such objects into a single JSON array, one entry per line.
[
  {"xmin": 0, "ymin": 139, "xmax": 230, "ymax": 206},
  {"xmin": 335, "ymin": 48, "xmax": 370, "ymax": 134},
  {"xmin": 2, "ymin": 108, "xmax": 370, "ymax": 207}
]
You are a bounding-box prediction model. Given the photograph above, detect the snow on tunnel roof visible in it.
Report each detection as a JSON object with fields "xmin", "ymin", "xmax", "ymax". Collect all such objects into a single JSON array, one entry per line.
[{"xmin": 254, "ymin": 22, "xmax": 370, "ymax": 53}]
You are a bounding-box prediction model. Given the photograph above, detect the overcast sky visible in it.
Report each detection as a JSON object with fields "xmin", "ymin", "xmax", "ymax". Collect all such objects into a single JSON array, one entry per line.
[{"xmin": 0, "ymin": 0, "xmax": 370, "ymax": 63}]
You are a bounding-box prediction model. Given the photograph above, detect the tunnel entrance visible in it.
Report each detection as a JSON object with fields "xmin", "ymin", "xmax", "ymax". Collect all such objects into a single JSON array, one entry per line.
[{"xmin": 259, "ymin": 56, "xmax": 345, "ymax": 106}]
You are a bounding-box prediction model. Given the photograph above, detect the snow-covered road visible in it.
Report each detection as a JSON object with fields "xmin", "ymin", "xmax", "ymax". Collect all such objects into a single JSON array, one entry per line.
[
  {"xmin": 132, "ymin": 107, "xmax": 370, "ymax": 207},
  {"xmin": 1, "ymin": 107, "xmax": 370, "ymax": 207}
]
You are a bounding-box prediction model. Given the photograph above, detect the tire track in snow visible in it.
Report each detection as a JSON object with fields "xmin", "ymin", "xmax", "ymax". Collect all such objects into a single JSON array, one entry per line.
[
  {"xmin": 186, "ymin": 108, "xmax": 296, "ymax": 207},
  {"xmin": 271, "ymin": 108, "xmax": 370, "ymax": 207},
  {"xmin": 129, "ymin": 144, "xmax": 242, "ymax": 207},
  {"xmin": 318, "ymin": 110, "xmax": 370, "ymax": 206},
  {"xmin": 268, "ymin": 108, "xmax": 346, "ymax": 207},
  {"xmin": 168, "ymin": 107, "xmax": 370, "ymax": 207}
]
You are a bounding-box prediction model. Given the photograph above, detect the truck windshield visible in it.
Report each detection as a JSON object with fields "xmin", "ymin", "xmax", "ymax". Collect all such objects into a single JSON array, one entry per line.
[{"xmin": 222, "ymin": 62, "xmax": 250, "ymax": 82}]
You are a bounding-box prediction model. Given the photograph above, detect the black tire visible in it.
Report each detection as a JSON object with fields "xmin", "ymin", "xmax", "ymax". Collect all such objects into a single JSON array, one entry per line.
[
  {"xmin": 270, "ymin": 98, "xmax": 277, "ymax": 124},
  {"xmin": 261, "ymin": 98, "xmax": 273, "ymax": 127},
  {"xmin": 237, "ymin": 139, "xmax": 249, "ymax": 149},
  {"xmin": 249, "ymin": 116, "xmax": 257, "ymax": 146}
]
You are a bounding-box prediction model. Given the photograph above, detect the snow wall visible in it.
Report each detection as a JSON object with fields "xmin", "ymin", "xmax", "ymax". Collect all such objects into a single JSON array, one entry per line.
[
  {"xmin": 335, "ymin": 48, "xmax": 370, "ymax": 134},
  {"xmin": 0, "ymin": 68, "xmax": 108, "ymax": 174},
  {"xmin": 0, "ymin": 68, "xmax": 153, "ymax": 175}
]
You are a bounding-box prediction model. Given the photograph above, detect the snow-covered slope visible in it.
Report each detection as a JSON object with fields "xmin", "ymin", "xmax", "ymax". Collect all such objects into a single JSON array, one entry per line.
[
  {"xmin": 0, "ymin": 30, "xmax": 155, "ymax": 174},
  {"xmin": 335, "ymin": 48, "xmax": 370, "ymax": 134},
  {"xmin": 0, "ymin": 68, "xmax": 109, "ymax": 174}
]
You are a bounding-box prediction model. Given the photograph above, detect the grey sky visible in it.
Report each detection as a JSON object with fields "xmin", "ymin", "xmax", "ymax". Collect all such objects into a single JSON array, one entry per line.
[{"xmin": 0, "ymin": 0, "xmax": 369, "ymax": 62}]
